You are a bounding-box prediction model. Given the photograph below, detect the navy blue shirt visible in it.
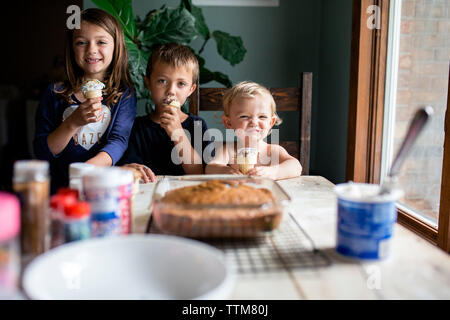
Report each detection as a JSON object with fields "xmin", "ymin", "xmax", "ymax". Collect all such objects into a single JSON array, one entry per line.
[
  {"xmin": 33, "ymin": 83, "xmax": 137, "ymax": 193},
  {"xmin": 117, "ymin": 114, "xmax": 213, "ymax": 175}
]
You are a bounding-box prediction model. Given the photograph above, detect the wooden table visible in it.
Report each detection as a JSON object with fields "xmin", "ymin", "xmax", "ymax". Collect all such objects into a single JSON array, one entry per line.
[{"xmin": 132, "ymin": 175, "xmax": 450, "ymax": 300}]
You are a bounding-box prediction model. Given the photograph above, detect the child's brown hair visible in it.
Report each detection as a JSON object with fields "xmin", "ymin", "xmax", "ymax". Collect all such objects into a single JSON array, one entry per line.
[
  {"xmin": 146, "ymin": 43, "xmax": 199, "ymax": 85},
  {"xmin": 55, "ymin": 8, "xmax": 134, "ymax": 106}
]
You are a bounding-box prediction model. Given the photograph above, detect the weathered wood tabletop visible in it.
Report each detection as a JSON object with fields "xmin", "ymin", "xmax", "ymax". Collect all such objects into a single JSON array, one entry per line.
[{"xmin": 132, "ymin": 175, "xmax": 450, "ymax": 300}]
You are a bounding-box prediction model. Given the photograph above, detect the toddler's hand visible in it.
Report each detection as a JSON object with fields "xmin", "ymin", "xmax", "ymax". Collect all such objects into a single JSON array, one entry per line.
[
  {"xmin": 123, "ymin": 163, "xmax": 156, "ymax": 183},
  {"xmin": 225, "ymin": 164, "xmax": 244, "ymax": 175},
  {"xmin": 67, "ymin": 97, "xmax": 103, "ymax": 128},
  {"xmin": 246, "ymin": 166, "xmax": 278, "ymax": 180},
  {"xmin": 159, "ymin": 106, "xmax": 183, "ymax": 138}
]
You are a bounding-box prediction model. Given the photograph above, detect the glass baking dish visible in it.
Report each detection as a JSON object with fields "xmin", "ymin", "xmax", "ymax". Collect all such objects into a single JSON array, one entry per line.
[{"xmin": 151, "ymin": 175, "xmax": 291, "ymax": 238}]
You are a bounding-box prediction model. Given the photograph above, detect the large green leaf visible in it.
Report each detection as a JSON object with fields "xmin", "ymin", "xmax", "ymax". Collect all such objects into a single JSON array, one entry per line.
[
  {"xmin": 191, "ymin": 6, "xmax": 210, "ymax": 40},
  {"xmin": 141, "ymin": 7, "xmax": 198, "ymax": 49},
  {"xmin": 180, "ymin": 0, "xmax": 192, "ymax": 11},
  {"xmin": 181, "ymin": 0, "xmax": 210, "ymax": 40},
  {"xmin": 194, "ymin": 51, "xmax": 231, "ymax": 87},
  {"xmin": 125, "ymin": 38, "xmax": 150, "ymax": 100},
  {"xmin": 196, "ymin": 54, "xmax": 206, "ymax": 68},
  {"xmin": 200, "ymin": 66, "xmax": 232, "ymax": 88},
  {"xmin": 212, "ymin": 30, "xmax": 246, "ymax": 66},
  {"xmin": 92, "ymin": 0, "xmax": 137, "ymax": 40}
]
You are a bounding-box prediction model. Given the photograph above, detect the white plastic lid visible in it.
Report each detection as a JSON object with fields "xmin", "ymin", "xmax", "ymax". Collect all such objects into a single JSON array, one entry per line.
[
  {"xmin": 334, "ymin": 182, "xmax": 403, "ymax": 203},
  {"xmin": 82, "ymin": 167, "xmax": 123, "ymax": 189},
  {"xmin": 118, "ymin": 168, "xmax": 133, "ymax": 185},
  {"xmin": 69, "ymin": 163, "xmax": 96, "ymax": 179}
]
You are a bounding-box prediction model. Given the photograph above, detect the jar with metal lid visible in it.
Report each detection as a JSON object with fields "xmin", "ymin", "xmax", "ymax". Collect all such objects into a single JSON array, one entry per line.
[
  {"xmin": 0, "ymin": 192, "xmax": 21, "ymax": 299},
  {"xmin": 13, "ymin": 160, "xmax": 50, "ymax": 264}
]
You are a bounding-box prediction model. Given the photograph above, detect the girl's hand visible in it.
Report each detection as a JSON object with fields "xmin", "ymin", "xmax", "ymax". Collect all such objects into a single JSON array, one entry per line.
[
  {"xmin": 246, "ymin": 165, "xmax": 279, "ymax": 180},
  {"xmin": 123, "ymin": 163, "xmax": 156, "ymax": 183},
  {"xmin": 66, "ymin": 97, "xmax": 103, "ymax": 128},
  {"xmin": 159, "ymin": 105, "xmax": 183, "ymax": 138}
]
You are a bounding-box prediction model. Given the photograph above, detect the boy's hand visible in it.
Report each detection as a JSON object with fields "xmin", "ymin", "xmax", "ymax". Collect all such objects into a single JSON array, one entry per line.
[
  {"xmin": 67, "ymin": 97, "xmax": 103, "ymax": 128},
  {"xmin": 246, "ymin": 165, "xmax": 279, "ymax": 180},
  {"xmin": 123, "ymin": 163, "xmax": 156, "ymax": 183},
  {"xmin": 159, "ymin": 105, "xmax": 183, "ymax": 137}
]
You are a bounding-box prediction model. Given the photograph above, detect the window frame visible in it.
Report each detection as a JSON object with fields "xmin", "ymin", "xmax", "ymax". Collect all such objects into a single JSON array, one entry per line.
[{"xmin": 346, "ymin": 0, "xmax": 450, "ymax": 252}]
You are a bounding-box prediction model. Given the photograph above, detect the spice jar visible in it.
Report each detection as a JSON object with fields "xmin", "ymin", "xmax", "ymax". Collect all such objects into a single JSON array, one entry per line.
[
  {"xmin": 64, "ymin": 202, "xmax": 91, "ymax": 243},
  {"xmin": 13, "ymin": 160, "xmax": 50, "ymax": 264},
  {"xmin": 0, "ymin": 192, "xmax": 21, "ymax": 299}
]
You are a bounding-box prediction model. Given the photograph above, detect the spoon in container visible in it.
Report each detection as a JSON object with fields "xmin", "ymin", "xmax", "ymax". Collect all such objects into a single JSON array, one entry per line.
[{"xmin": 378, "ymin": 106, "xmax": 434, "ymax": 196}]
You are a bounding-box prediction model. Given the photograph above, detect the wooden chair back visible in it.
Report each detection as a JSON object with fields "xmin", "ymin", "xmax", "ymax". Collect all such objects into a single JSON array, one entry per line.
[{"xmin": 188, "ymin": 72, "xmax": 312, "ymax": 174}]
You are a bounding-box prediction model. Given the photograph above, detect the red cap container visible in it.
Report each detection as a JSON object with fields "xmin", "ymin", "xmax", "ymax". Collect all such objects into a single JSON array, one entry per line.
[
  {"xmin": 65, "ymin": 202, "xmax": 90, "ymax": 218},
  {"xmin": 50, "ymin": 194, "xmax": 77, "ymax": 211},
  {"xmin": 57, "ymin": 187, "xmax": 79, "ymax": 200}
]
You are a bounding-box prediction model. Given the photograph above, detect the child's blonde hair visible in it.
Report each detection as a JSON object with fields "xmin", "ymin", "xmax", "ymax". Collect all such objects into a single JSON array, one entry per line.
[
  {"xmin": 223, "ymin": 81, "xmax": 282, "ymax": 125},
  {"xmin": 146, "ymin": 43, "xmax": 199, "ymax": 85}
]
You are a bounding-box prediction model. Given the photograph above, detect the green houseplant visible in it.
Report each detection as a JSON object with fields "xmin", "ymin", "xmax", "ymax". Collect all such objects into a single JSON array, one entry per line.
[{"xmin": 92, "ymin": 0, "xmax": 247, "ymax": 112}]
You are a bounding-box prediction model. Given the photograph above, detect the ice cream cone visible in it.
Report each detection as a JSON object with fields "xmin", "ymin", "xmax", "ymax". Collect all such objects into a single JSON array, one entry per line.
[
  {"xmin": 239, "ymin": 163, "xmax": 255, "ymax": 174},
  {"xmin": 237, "ymin": 148, "xmax": 258, "ymax": 174},
  {"xmin": 81, "ymin": 79, "xmax": 105, "ymax": 99},
  {"xmin": 84, "ymin": 90, "xmax": 103, "ymax": 99},
  {"xmin": 169, "ymin": 99, "xmax": 181, "ymax": 109}
]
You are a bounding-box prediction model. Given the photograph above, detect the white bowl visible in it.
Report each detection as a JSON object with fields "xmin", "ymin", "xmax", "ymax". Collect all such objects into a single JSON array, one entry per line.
[{"xmin": 22, "ymin": 234, "xmax": 234, "ymax": 300}]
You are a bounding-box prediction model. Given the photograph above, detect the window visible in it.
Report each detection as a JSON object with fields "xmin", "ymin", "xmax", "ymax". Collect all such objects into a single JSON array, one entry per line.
[
  {"xmin": 347, "ymin": 0, "xmax": 450, "ymax": 251},
  {"xmin": 382, "ymin": 0, "xmax": 449, "ymax": 228}
]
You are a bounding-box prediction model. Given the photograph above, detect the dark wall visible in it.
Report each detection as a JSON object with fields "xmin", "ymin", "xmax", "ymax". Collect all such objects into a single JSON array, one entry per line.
[
  {"xmin": 314, "ymin": 0, "xmax": 353, "ymax": 183},
  {"xmin": 0, "ymin": 0, "xmax": 82, "ymax": 190},
  {"xmin": 1, "ymin": 0, "xmax": 81, "ymax": 91}
]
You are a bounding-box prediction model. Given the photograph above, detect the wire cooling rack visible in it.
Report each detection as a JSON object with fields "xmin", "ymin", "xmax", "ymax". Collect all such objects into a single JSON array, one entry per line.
[{"xmin": 146, "ymin": 213, "xmax": 332, "ymax": 274}]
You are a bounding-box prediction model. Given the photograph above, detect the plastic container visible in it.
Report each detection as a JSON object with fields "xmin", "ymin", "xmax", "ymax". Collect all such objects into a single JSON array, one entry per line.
[
  {"xmin": 64, "ymin": 202, "xmax": 91, "ymax": 242},
  {"xmin": 69, "ymin": 163, "xmax": 95, "ymax": 200},
  {"xmin": 151, "ymin": 175, "xmax": 291, "ymax": 238},
  {"xmin": 83, "ymin": 168, "xmax": 122, "ymax": 237},
  {"xmin": 118, "ymin": 169, "xmax": 133, "ymax": 234},
  {"xmin": 121, "ymin": 167, "xmax": 140, "ymax": 194},
  {"xmin": 58, "ymin": 187, "xmax": 80, "ymax": 200},
  {"xmin": 13, "ymin": 160, "xmax": 50, "ymax": 263},
  {"xmin": 49, "ymin": 194, "xmax": 77, "ymax": 248},
  {"xmin": 334, "ymin": 182, "xmax": 403, "ymax": 260},
  {"xmin": 0, "ymin": 192, "xmax": 21, "ymax": 299}
]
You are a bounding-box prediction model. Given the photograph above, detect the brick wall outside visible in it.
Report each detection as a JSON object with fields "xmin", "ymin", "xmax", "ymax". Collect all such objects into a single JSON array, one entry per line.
[{"xmin": 395, "ymin": 0, "xmax": 449, "ymax": 223}]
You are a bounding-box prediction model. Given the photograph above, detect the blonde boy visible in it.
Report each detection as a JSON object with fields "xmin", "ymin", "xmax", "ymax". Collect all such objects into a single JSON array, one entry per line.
[{"xmin": 206, "ymin": 81, "xmax": 302, "ymax": 180}]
